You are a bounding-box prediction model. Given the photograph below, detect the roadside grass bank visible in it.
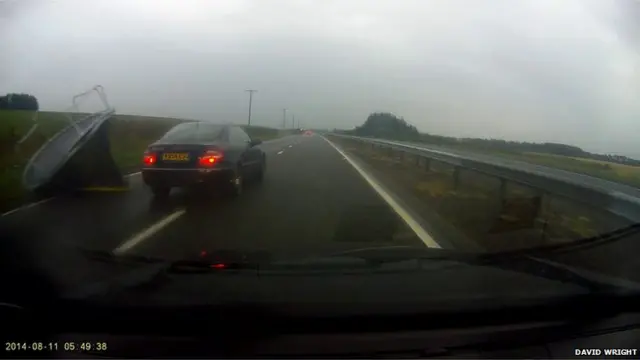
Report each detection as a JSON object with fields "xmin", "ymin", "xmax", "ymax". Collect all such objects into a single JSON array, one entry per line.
[
  {"xmin": 0, "ymin": 110, "xmax": 292, "ymax": 213},
  {"xmin": 424, "ymin": 143, "xmax": 640, "ymax": 189},
  {"xmin": 516, "ymin": 151, "xmax": 640, "ymax": 188},
  {"xmin": 329, "ymin": 136, "xmax": 631, "ymax": 253}
]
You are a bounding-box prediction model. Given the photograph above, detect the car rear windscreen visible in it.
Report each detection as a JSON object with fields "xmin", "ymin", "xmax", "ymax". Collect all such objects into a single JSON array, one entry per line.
[{"xmin": 160, "ymin": 122, "xmax": 224, "ymax": 142}]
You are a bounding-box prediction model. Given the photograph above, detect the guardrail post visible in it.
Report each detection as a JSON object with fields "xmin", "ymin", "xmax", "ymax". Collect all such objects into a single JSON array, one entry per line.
[
  {"xmin": 499, "ymin": 179, "xmax": 507, "ymax": 202},
  {"xmin": 453, "ymin": 167, "xmax": 461, "ymax": 189},
  {"xmin": 346, "ymin": 135, "xmax": 640, "ymax": 227},
  {"xmin": 537, "ymin": 193, "xmax": 550, "ymax": 244}
]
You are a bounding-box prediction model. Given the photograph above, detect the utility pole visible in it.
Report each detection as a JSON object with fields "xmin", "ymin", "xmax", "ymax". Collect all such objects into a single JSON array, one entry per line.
[
  {"xmin": 282, "ymin": 108, "xmax": 287, "ymax": 129},
  {"xmin": 291, "ymin": 114, "xmax": 295, "ymax": 129},
  {"xmin": 245, "ymin": 90, "xmax": 257, "ymax": 126}
]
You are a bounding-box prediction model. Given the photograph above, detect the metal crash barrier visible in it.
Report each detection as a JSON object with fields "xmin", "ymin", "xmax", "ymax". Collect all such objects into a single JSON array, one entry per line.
[
  {"xmin": 22, "ymin": 85, "xmax": 127, "ymax": 196},
  {"xmin": 328, "ymin": 133, "xmax": 640, "ymax": 224}
]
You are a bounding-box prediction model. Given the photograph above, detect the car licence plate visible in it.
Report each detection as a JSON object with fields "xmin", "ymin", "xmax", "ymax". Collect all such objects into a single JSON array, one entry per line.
[{"xmin": 162, "ymin": 152, "xmax": 190, "ymax": 161}]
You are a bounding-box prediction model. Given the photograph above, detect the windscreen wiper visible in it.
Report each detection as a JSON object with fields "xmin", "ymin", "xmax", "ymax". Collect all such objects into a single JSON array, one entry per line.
[
  {"xmin": 70, "ymin": 249, "xmax": 263, "ymax": 300},
  {"xmin": 490, "ymin": 222, "xmax": 640, "ymax": 257},
  {"xmin": 168, "ymin": 259, "xmax": 261, "ymax": 272},
  {"xmin": 324, "ymin": 246, "xmax": 640, "ymax": 295},
  {"xmin": 78, "ymin": 248, "xmax": 165, "ymax": 264},
  {"xmin": 322, "ymin": 245, "xmax": 469, "ymax": 264},
  {"xmin": 78, "ymin": 248, "xmax": 265, "ymax": 271},
  {"xmin": 318, "ymin": 222, "xmax": 640, "ymax": 263}
]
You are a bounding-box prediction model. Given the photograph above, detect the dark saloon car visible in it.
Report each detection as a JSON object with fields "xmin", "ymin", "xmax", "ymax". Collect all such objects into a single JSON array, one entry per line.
[{"xmin": 141, "ymin": 122, "xmax": 266, "ymax": 197}]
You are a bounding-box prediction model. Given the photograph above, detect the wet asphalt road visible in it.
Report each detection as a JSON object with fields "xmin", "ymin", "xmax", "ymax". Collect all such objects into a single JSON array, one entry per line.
[{"xmin": 0, "ymin": 134, "xmax": 426, "ymax": 292}]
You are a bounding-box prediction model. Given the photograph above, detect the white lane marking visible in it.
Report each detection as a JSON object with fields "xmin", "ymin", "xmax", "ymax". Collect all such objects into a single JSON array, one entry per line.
[
  {"xmin": 288, "ymin": 145, "xmax": 293, "ymax": 148},
  {"xmin": 277, "ymin": 150, "xmax": 284, "ymax": 155},
  {"xmin": 113, "ymin": 209, "xmax": 186, "ymax": 254},
  {"xmin": 1, "ymin": 171, "xmax": 141, "ymax": 217},
  {"xmin": 322, "ymin": 136, "xmax": 441, "ymax": 249},
  {"xmin": 1, "ymin": 198, "xmax": 54, "ymax": 217}
]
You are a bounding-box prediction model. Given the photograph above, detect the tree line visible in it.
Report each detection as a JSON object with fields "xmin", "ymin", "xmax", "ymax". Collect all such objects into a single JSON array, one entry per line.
[
  {"xmin": 351, "ymin": 112, "xmax": 420, "ymax": 141},
  {"xmin": 0, "ymin": 93, "xmax": 39, "ymax": 111},
  {"xmin": 339, "ymin": 112, "xmax": 640, "ymax": 166}
]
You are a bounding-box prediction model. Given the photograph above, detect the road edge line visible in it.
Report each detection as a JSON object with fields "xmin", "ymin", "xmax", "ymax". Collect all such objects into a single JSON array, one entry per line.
[
  {"xmin": 1, "ymin": 171, "xmax": 142, "ymax": 218},
  {"xmin": 321, "ymin": 136, "xmax": 441, "ymax": 248},
  {"xmin": 0, "ymin": 198, "xmax": 55, "ymax": 217},
  {"xmin": 113, "ymin": 209, "xmax": 186, "ymax": 254}
]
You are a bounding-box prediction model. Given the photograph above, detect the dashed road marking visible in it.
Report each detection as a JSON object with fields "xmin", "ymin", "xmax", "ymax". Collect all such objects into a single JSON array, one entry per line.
[
  {"xmin": 1, "ymin": 171, "xmax": 141, "ymax": 217},
  {"xmin": 1, "ymin": 198, "xmax": 54, "ymax": 217},
  {"xmin": 113, "ymin": 209, "xmax": 186, "ymax": 254},
  {"xmin": 80, "ymin": 186, "xmax": 130, "ymax": 192},
  {"xmin": 321, "ymin": 136, "xmax": 441, "ymax": 248},
  {"xmin": 277, "ymin": 150, "xmax": 284, "ymax": 155}
]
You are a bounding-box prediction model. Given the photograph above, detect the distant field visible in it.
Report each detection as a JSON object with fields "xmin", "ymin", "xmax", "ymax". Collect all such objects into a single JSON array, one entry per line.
[
  {"xmin": 513, "ymin": 151, "xmax": 640, "ymax": 189},
  {"xmin": 0, "ymin": 110, "xmax": 291, "ymax": 212},
  {"xmin": 433, "ymin": 142, "xmax": 640, "ymax": 189},
  {"xmin": 558, "ymin": 154, "xmax": 640, "ymax": 177}
]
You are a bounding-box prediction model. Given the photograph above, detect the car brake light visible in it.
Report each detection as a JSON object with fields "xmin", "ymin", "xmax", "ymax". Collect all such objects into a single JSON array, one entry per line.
[
  {"xmin": 210, "ymin": 263, "xmax": 226, "ymax": 269},
  {"xmin": 198, "ymin": 150, "xmax": 223, "ymax": 167},
  {"xmin": 143, "ymin": 152, "xmax": 156, "ymax": 166}
]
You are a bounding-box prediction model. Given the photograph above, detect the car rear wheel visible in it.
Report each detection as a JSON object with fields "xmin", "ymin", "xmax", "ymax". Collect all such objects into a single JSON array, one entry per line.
[
  {"xmin": 256, "ymin": 156, "xmax": 266, "ymax": 182},
  {"xmin": 227, "ymin": 166, "xmax": 243, "ymax": 197},
  {"xmin": 150, "ymin": 186, "xmax": 170, "ymax": 198}
]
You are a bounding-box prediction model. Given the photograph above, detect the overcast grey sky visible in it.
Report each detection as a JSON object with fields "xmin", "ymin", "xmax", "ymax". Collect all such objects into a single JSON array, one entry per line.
[{"xmin": 1, "ymin": 0, "xmax": 639, "ymax": 156}]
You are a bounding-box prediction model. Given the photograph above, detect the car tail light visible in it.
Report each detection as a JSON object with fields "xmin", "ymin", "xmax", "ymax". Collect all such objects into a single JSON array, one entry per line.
[
  {"xmin": 143, "ymin": 152, "xmax": 157, "ymax": 166},
  {"xmin": 198, "ymin": 150, "xmax": 223, "ymax": 167}
]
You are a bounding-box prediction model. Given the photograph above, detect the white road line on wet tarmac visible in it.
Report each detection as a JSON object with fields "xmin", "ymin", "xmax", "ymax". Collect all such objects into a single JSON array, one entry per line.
[
  {"xmin": 288, "ymin": 145, "xmax": 293, "ymax": 148},
  {"xmin": 321, "ymin": 136, "xmax": 441, "ymax": 249},
  {"xmin": 1, "ymin": 171, "xmax": 142, "ymax": 217},
  {"xmin": 277, "ymin": 150, "xmax": 284, "ymax": 155},
  {"xmin": 1, "ymin": 198, "xmax": 54, "ymax": 217},
  {"xmin": 113, "ymin": 209, "xmax": 186, "ymax": 254}
]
